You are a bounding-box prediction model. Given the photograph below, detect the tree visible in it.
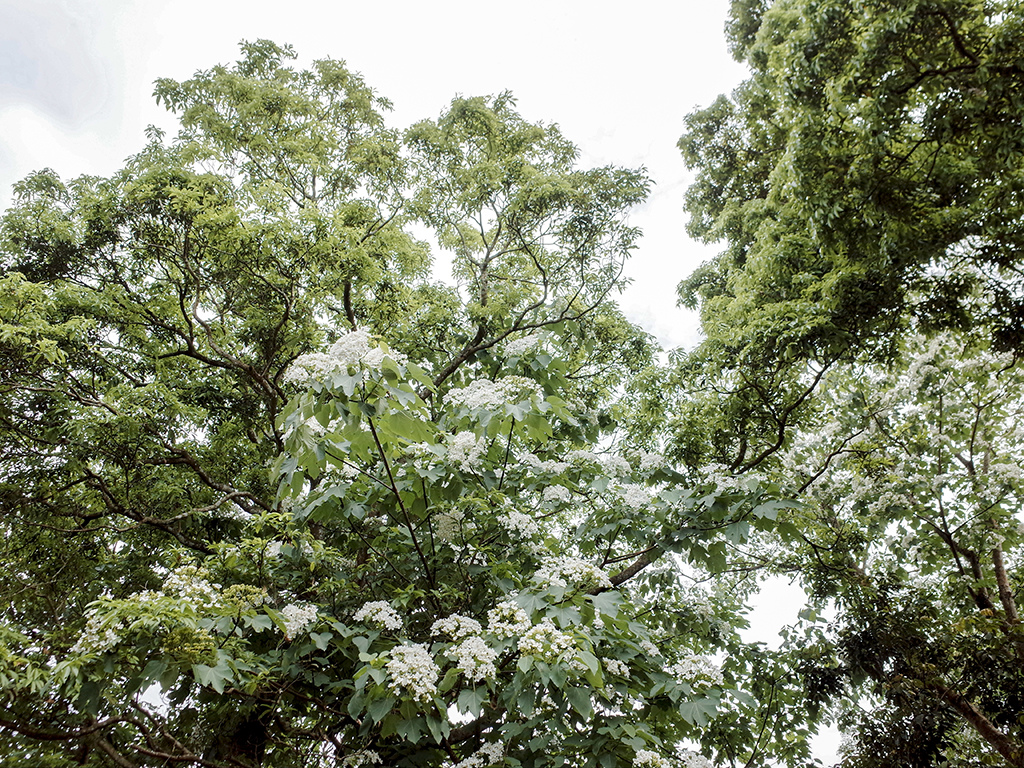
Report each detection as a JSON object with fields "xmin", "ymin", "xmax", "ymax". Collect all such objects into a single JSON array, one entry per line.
[
  {"xmin": 764, "ymin": 333, "xmax": 1024, "ymax": 766},
  {"xmin": 0, "ymin": 41, "xmax": 786, "ymax": 768},
  {"xmin": 670, "ymin": 1, "xmax": 1024, "ymax": 764},
  {"xmin": 672, "ymin": 0, "xmax": 1024, "ymax": 472}
]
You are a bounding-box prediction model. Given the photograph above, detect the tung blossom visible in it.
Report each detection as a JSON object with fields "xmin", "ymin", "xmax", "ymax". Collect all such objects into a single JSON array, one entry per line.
[
  {"xmin": 533, "ymin": 556, "xmax": 612, "ymax": 591},
  {"xmin": 386, "ymin": 643, "xmax": 440, "ymax": 703},
  {"xmin": 447, "ymin": 431, "xmax": 487, "ymax": 470},
  {"xmin": 487, "ymin": 600, "xmax": 531, "ymax": 639},
  {"xmin": 281, "ymin": 602, "xmax": 318, "ymax": 639},
  {"xmin": 447, "ymin": 376, "xmax": 542, "ymax": 410},
  {"xmin": 432, "ymin": 614, "xmax": 483, "ymax": 640},
  {"xmin": 353, "ymin": 601, "xmax": 403, "ymax": 631},
  {"xmin": 667, "ymin": 653, "xmax": 724, "ymax": 687},
  {"xmin": 518, "ymin": 618, "xmax": 577, "ymax": 664},
  {"xmin": 283, "ymin": 330, "xmax": 404, "ymax": 385},
  {"xmin": 451, "ymin": 636, "xmax": 498, "ymax": 681}
]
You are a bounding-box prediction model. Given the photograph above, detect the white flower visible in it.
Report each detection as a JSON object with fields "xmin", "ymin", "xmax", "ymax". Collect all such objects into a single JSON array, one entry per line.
[
  {"xmin": 499, "ymin": 508, "xmax": 540, "ymax": 539},
  {"xmin": 284, "ymin": 330, "xmax": 404, "ymax": 385},
  {"xmin": 432, "ymin": 614, "xmax": 483, "ymax": 640},
  {"xmin": 353, "ymin": 601, "xmax": 403, "ymax": 631},
  {"xmin": 455, "ymin": 741, "xmax": 504, "ymax": 768},
  {"xmin": 520, "ymin": 453, "xmax": 571, "ymax": 474},
  {"xmin": 504, "ymin": 334, "xmax": 541, "ymax": 356},
  {"xmin": 679, "ymin": 750, "xmax": 715, "ymax": 768},
  {"xmin": 447, "ymin": 377, "xmax": 542, "ymax": 410},
  {"xmin": 342, "ymin": 750, "xmax": 382, "ymax": 768},
  {"xmin": 616, "ymin": 483, "xmax": 649, "ymax": 510},
  {"xmin": 71, "ymin": 612, "xmax": 124, "ymax": 655},
  {"xmin": 282, "ymin": 352, "xmax": 337, "ymax": 385},
  {"xmin": 639, "ymin": 639, "xmax": 661, "ymax": 658},
  {"xmin": 543, "ymin": 485, "xmax": 572, "ymax": 504},
  {"xmin": 601, "ymin": 454, "xmax": 632, "ymax": 476},
  {"xmin": 329, "ymin": 330, "xmax": 389, "ymax": 368},
  {"xmin": 566, "ymin": 450, "xmax": 600, "ymax": 466},
  {"xmin": 533, "ymin": 556, "xmax": 612, "ymax": 591},
  {"xmin": 452, "ymin": 636, "xmax": 498, "ymax": 681},
  {"xmin": 487, "ymin": 600, "xmax": 531, "ymax": 639},
  {"xmin": 637, "ymin": 450, "xmax": 666, "ymax": 472},
  {"xmin": 386, "ymin": 643, "xmax": 439, "ymax": 703},
  {"xmin": 634, "ymin": 750, "xmax": 672, "ymax": 768},
  {"xmin": 667, "ymin": 654, "xmax": 724, "ymax": 687},
  {"xmin": 447, "ymin": 431, "xmax": 487, "ymax": 470},
  {"xmin": 603, "ymin": 657, "xmax": 631, "ymax": 679},
  {"xmin": 518, "ymin": 618, "xmax": 577, "ymax": 664},
  {"xmin": 162, "ymin": 566, "xmax": 222, "ymax": 608},
  {"xmin": 281, "ymin": 602, "xmax": 318, "ymax": 639}
]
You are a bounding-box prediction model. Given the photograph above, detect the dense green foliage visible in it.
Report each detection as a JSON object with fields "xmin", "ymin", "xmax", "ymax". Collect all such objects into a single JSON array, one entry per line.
[
  {"xmin": 672, "ymin": 1, "xmax": 1024, "ymax": 765},
  {"xmin": 0, "ymin": 41, "xmax": 793, "ymax": 768},
  {"xmin": 5, "ymin": 2, "xmax": 1024, "ymax": 765}
]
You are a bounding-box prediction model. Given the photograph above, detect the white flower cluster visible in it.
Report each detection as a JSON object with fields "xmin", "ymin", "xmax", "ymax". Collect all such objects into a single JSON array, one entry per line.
[
  {"xmin": 518, "ymin": 618, "xmax": 577, "ymax": 663},
  {"xmin": 72, "ymin": 565, "xmax": 227, "ymax": 655},
  {"xmin": 667, "ymin": 654, "xmax": 724, "ymax": 687},
  {"xmin": 637, "ymin": 450, "xmax": 666, "ymax": 472},
  {"xmin": 679, "ymin": 751, "xmax": 715, "ymax": 768},
  {"xmin": 702, "ymin": 463, "xmax": 763, "ymax": 493},
  {"xmin": 487, "ymin": 600, "xmax": 532, "ymax": 639},
  {"xmin": 447, "ymin": 376, "xmax": 541, "ymax": 410},
  {"xmin": 386, "ymin": 643, "xmax": 440, "ymax": 703},
  {"xmin": 521, "ymin": 453, "xmax": 571, "ymax": 474},
  {"xmin": 564, "ymin": 451, "xmax": 632, "ymax": 476},
  {"xmin": 543, "ymin": 485, "xmax": 572, "ymax": 504},
  {"xmin": 533, "ymin": 556, "xmax": 612, "ymax": 591},
  {"xmin": 71, "ymin": 612, "xmax": 124, "ymax": 655},
  {"xmin": 451, "ymin": 636, "xmax": 498, "ymax": 681},
  {"xmin": 639, "ymin": 639, "xmax": 662, "ymax": 658},
  {"xmin": 454, "ymin": 741, "xmax": 504, "ymax": 768},
  {"xmin": 353, "ymin": 601, "xmax": 403, "ymax": 631},
  {"xmin": 432, "ymin": 614, "xmax": 482, "ymax": 639},
  {"xmin": 603, "ymin": 657, "xmax": 631, "ymax": 679},
  {"xmin": 504, "ymin": 333, "xmax": 542, "ymax": 356},
  {"xmin": 447, "ymin": 431, "xmax": 488, "ymax": 470},
  {"xmin": 499, "ymin": 508, "xmax": 540, "ymax": 539},
  {"xmin": 281, "ymin": 602, "xmax": 318, "ymax": 639},
  {"xmin": 330, "ymin": 330, "xmax": 402, "ymax": 369},
  {"xmin": 634, "ymin": 750, "xmax": 672, "ymax": 768},
  {"xmin": 602, "ymin": 454, "xmax": 632, "ymax": 476},
  {"xmin": 682, "ymin": 587, "xmax": 716, "ymax": 621},
  {"xmin": 162, "ymin": 566, "xmax": 223, "ymax": 609},
  {"xmin": 566, "ymin": 450, "xmax": 600, "ymax": 466},
  {"xmin": 342, "ymin": 750, "xmax": 382, "ymax": 768},
  {"xmin": 616, "ymin": 483, "xmax": 650, "ymax": 510},
  {"xmin": 283, "ymin": 330, "xmax": 405, "ymax": 385}
]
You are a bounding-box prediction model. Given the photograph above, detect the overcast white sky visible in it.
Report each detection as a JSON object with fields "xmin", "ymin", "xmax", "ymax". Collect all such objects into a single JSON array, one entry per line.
[{"xmin": 0, "ymin": 0, "xmax": 839, "ymax": 760}]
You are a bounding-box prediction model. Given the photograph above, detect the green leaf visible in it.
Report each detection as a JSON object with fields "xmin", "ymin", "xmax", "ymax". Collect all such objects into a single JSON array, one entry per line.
[
  {"xmin": 367, "ymin": 695, "xmax": 394, "ymax": 723},
  {"xmin": 566, "ymin": 685, "xmax": 593, "ymax": 718}
]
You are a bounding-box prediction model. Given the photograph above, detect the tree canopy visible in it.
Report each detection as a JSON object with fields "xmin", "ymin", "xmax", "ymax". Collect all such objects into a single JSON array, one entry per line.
[
  {"xmin": 672, "ymin": 1, "xmax": 1024, "ymax": 765},
  {"xmin": 0, "ymin": 41, "xmax": 792, "ymax": 768},
  {"xmin": 5, "ymin": 3, "xmax": 1024, "ymax": 765}
]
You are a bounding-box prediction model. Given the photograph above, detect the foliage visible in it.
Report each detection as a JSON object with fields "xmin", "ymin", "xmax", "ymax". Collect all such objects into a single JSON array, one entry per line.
[
  {"xmin": 671, "ymin": 1, "xmax": 1024, "ymax": 765},
  {"xmin": 778, "ymin": 334, "xmax": 1024, "ymax": 766},
  {"xmin": 673, "ymin": 0, "xmax": 1024, "ymax": 472},
  {"xmin": 0, "ymin": 41, "xmax": 790, "ymax": 768}
]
